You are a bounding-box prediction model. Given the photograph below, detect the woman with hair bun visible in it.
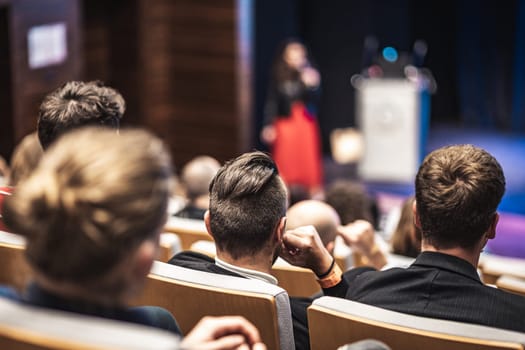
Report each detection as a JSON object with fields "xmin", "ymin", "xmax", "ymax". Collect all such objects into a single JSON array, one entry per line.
[{"xmin": 0, "ymin": 127, "xmax": 267, "ymax": 350}]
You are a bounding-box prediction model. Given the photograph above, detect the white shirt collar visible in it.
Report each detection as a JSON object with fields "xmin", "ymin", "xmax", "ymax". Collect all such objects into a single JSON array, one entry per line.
[{"xmin": 215, "ymin": 257, "xmax": 278, "ymax": 285}]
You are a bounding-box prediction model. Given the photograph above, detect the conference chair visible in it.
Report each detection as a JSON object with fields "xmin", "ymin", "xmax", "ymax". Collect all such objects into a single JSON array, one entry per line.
[
  {"xmin": 158, "ymin": 233, "xmax": 182, "ymax": 262},
  {"xmin": 0, "ymin": 297, "xmax": 180, "ymax": 350},
  {"xmin": 308, "ymin": 296, "xmax": 525, "ymax": 350},
  {"xmin": 0, "ymin": 231, "xmax": 31, "ymax": 291},
  {"xmin": 163, "ymin": 217, "xmax": 212, "ymax": 251},
  {"xmin": 479, "ymin": 254, "xmax": 525, "ymax": 285},
  {"xmin": 496, "ymin": 275, "xmax": 525, "ymax": 297},
  {"xmin": 132, "ymin": 261, "xmax": 294, "ymax": 350}
]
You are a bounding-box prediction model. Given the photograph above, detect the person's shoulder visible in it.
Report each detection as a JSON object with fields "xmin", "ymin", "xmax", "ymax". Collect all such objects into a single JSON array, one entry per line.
[
  {"xmin": 128, "ymin": 306, "xmax": 182, "ymax": 336},
  {"xmin": 168, "ymin": 250, "xmax": 215, "ymax": 266}
]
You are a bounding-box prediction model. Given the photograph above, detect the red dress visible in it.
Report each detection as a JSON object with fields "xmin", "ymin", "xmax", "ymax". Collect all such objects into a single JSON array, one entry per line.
[{"xmin": 272, "ymin": 102, "xmax": 323, "ymax": 190}]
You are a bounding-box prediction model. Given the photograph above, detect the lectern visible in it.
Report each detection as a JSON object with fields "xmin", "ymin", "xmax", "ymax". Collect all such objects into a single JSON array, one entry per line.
[{"xmin": 357, "ymin": 79, "xmax": 430, "ymax": 182}]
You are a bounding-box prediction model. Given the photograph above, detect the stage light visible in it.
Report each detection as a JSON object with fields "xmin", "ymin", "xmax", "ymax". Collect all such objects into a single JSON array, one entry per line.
[{"xmin": 382, "ymin": 46, "xmax": 398, "ymax": 62}]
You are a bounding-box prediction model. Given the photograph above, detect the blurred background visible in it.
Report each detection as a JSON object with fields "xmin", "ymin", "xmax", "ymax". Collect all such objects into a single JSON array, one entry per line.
[{"xmin": 1, "ymin": 0, "xmax": 525, "ymax": 246}]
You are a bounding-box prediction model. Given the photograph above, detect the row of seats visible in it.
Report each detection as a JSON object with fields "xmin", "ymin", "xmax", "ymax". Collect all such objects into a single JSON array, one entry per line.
[{"xmin": 2, "ymin": 228, "xmax": 525, "ymax": 350}]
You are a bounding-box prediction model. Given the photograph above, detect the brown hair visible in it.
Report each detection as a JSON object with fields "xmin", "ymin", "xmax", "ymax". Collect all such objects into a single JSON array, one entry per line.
[
  {"xmin": 415, "ymin": 144, "xmax": 505, "ymax": 249},
  {"xmin": 38, "ymin": 81, "xmax": 125, "ymax": 149},
  {"xmin": 208, "ymin": 151, "xmax": 287, "ymax": 259},
  {"xmin": 325, "ymin": 180, "xmax": 374, "ymax": 225},
  {"xmin": 391, "ymin": 196, "xmax": 421, "ymax": 258},
  {"xmin": 8, "ymin": 132, "xmax": 43, "ymax": 186},
  {"xmin": 3, "ymin": 128, "xmax": 172, "ymax": 289}
]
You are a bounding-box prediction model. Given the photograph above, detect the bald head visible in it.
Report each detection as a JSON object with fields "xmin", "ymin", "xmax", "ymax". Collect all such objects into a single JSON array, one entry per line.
[
  {"xmin": 286, "ymin": 200, "xmax": 340, "ymax": 252},
  {"xmin": 181, "ymin": 156, "xmax": 221, "ymax": 201}
]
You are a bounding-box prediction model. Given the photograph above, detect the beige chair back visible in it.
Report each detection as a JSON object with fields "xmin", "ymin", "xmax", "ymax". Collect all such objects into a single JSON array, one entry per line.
[
  {"xmin": 132, "ymin": 261, "xmax": 294, "ymax": 350},
  {"xmin": 0, "ymin": 231, "xmax": 31, "ymax": 291},
  {"xmin": 496, "ymin": 275, "xmax": 525, "ymax": 297},
  {"xmin": 163, "ymin": 217, "xmax": 212, "ymax": 250},
  {"xmin": 308, "ymin": 296, "xmax": 525, "ymax": 350},
  {"xmin": 0, "ymin": 297, "xmax": 180, "ymax": 350}
]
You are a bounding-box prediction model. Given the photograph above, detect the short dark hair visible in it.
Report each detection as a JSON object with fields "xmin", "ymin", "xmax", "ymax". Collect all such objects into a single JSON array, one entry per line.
[
  {"xmin": 325, "ymin": 180, "xmax": 374, "ymax": 225},
  {"xmin": 38, "ymin": 81, "xmax": 125, "ymax": 149},
  {"xmin": 208, "ymin": 151, "xmax": 287, "ymax": 259},
  {"xmin": 415, "ymin": 144, "xmax": 505, "ymax": 249}
]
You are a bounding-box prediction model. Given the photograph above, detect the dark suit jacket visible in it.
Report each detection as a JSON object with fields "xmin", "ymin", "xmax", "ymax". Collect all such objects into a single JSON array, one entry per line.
[
  {"xmin": 326, "ymin": 251, "xmax": 525, "ymax": 333},
  {"xmin": 168, "ymin": 251, "xmax": 311, "ymax": 350}
]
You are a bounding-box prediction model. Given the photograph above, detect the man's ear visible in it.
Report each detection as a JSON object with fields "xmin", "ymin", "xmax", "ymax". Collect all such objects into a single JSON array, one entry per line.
[
  {"xmin": 486, "ymin": 212, "xmax": 499, "ymax": 240},
  {"xmin": 275, "ymin": 217, "xmax": 286, "ymax": 242},
  {"xmin": 412, "ymin": 199, "xmax": 422, "ymax": 229},
  {"xmin": 204, "ymin": 210, "xmax": 214, "ymax": 239}
]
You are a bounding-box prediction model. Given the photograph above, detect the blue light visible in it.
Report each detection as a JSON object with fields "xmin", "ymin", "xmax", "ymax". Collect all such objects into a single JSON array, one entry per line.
[{"xmin": 382, "ymin": 46, "xmax": 398, "ymax": 63}]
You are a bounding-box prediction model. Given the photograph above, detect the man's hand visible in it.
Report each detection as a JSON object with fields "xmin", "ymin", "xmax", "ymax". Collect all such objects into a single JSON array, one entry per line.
[
  {"xmin": 181, "ymin": 316, "xmax": 266, "ymax": 350},
  {"xmin": 280, "ymin": 225, "xmax": 333, "ymax": 276},
  {"xmin": 337, "ymin": 220, "xmax": 387, "ymax": 269}
]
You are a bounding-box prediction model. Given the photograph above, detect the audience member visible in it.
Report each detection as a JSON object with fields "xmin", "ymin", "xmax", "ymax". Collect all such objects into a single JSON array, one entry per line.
[
  {"xmin": 169, "ymin": 151, "xmax": 311, "ymax": 350},
  {"xmin": 325, "ymin": 180, "xmax": 379, "ymax": 229},
  {"xmin": 287, "ymin": 200, "xmax": 340, "ymax": 254},
  {"xmin": 0, "ymin": 128, "xmax": 267, "ymax": 350},
  {"xmin": 390, "ymin": 196, "xmax": 421, "ymax": 258},
  {"xmin": 8, "ymin": 132, "xmax": 43, "ymax": 186},
  {"xmin": 0, "ymin": 155, "xmax": 8, "ymax": 185},
  {"xmin": 174, "ymin": 156, "xmax": 220, "ymax": 220},
  {"xmin": 37, "ymin": 80, "xmax": 124, "ymax": 149},
  {"xmin": 281, "ymin": 144, "xmax": 525, "ymax": 332}
]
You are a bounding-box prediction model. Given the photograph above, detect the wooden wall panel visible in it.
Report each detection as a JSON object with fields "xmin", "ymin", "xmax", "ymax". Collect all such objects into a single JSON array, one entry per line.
[
  {"xmin": 82, "ymin": 0, "xmax": 140, "ymax": 126},
  {"xmin": 9, "ymin": 0, "xmax": 82, "ymax": 148},
  {"xmin": 137, "ymin": 0, "xmax": 253, "ymax": 167}
]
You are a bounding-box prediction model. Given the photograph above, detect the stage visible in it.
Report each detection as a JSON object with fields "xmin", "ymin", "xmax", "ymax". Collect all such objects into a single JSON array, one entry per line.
[{"xmin": 326, "ymin": 125, "xmax": 525, "ymax": 258}]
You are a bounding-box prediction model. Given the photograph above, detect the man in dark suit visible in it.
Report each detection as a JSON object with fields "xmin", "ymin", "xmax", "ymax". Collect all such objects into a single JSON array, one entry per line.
[
  {"xmin": 168, "ymin": 151, "xmax": 311, "ymax": 350},
  {"xmin": 281, "ymin": 144, "xmax": 525, "ymax": 333}
]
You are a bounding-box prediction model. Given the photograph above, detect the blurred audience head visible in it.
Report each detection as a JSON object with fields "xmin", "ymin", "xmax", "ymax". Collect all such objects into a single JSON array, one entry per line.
[
  {"xmin": 181, "ymin": 156, "xmax": 220, "ymax": 202},
  {"xmin": 38, "ymin": 81, "xmax": 125, "ymax": 149},
  {"xmin": 325, "ymin": 180, "xmax": 377, "ymax": 227},
  {"xmin": 8, "ymin": 132, "xmax": 43, "ymax": 186},
  {"xmin": 0, "ymin": 155, "xmax": 9, "ymax": 185},
  {"xmin": 391, "ymin": 196, "xmax": 421, "ymax": 258},
  {"xmin": 207, "ymin": 151, "xmax": 287, "ymax": 260},
  {"xmin": 286, "ymin": 200, "xmax": 340, "ymax": 254},
  {"xmin": 3, "ymin": 127, "xmax": 172, "ymax": 304},
  {"xmin": 415, "ymin": 144, "xmax": 504, "ymax": 250}
]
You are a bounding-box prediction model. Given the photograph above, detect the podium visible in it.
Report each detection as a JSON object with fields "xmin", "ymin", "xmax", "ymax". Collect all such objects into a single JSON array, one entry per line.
[{"xmin": 356, "ymin": 79, "xmax": 429, "ymax": 183}]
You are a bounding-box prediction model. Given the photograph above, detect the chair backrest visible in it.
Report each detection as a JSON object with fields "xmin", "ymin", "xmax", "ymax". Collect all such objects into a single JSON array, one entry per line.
[
  {"xmin": 163, "ymin": 217, "xmax": 212, "ymax": 250},
  {"xmin": 479, "ymin": 254, "xmax": 525, "ymax": 284},
  {"xmin": 496, "ymin": 275, "xmax": 525, "ymax": 297},
  {"xmin": 272, "ymin": 258, "xmax": 320, "ymax": 297},
  {"xmin": 308, "ymin": 296, "xmax": 525, "ymax": 350},
  {"xmin": 0, "ymin": 231, "xmax": 31, "ymax": 291},
  {"xmin": 132, "ymin": 261, "xmax": 294, "ymax": 350},
  {"xmin": 158, "ymin": 233, "xmax": 182, "ymax": 262},
  {"xmin": 0, "ymin": 297, "xmax": 180, "ymax": 350}
]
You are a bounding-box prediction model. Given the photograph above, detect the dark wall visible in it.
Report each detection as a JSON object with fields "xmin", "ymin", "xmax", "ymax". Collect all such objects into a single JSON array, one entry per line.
[{"xmin": 254, "ymin": 0, "xmax": 522, "ymax": 155}]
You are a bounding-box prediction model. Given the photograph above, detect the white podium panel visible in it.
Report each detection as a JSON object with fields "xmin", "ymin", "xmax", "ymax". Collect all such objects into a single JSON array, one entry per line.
[{"xmin": 357, "ymin": 79, "xmax": 421, "ymax": 183}]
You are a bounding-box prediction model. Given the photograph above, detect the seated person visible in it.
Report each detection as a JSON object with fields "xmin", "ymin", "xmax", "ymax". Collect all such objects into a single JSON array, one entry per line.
[
  {"xmin": 286, "ymin": 200, "xmax": 387, "ymax": 272},
  {"xmin": 390, "ymin": 196, "xmax": 421, "ymax": 258},
  {"xmin": 281, "ymin": 144, "xmax": 525, "ymax": 333},
  {"xmin": 2, "ymin": 80, "xmax": 124, "ymax": 232},
  {"xmin": 1, "ymin": 128, "xmax": 267, "ymax": 350},
  {"xmin": 169, "ymin": 151, "xmax": 311, "ymax": 350},
  {"xmin": 174, "ymin": 156, "xmax": 220, "ymax": 220},
  {"xmin": 286, "ymin": 200, "xmax": 340, "ymax": 255},
  {"xmin": 325, "ymin": 180, "xmax": 378, "ymax": 228}
]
